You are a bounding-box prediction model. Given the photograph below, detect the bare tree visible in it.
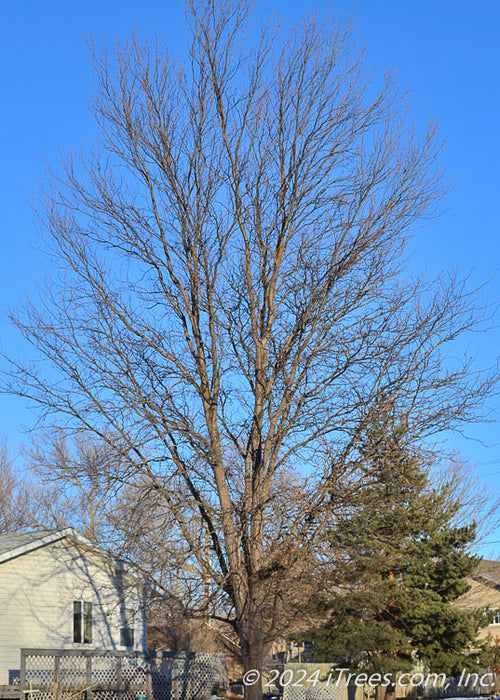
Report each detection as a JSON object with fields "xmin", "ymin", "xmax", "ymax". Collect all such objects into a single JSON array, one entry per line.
[
  {"xmin": 431, "ymin": 454, "xmax": 500, "ymax": 541},
  {"xmin": 24, "ymin": 430, "xmax": 132, "ymax": 541},
  {"xmin": 0, "ymin": 439, "xmax": 30, "ymax": 531},
  {"xmin": 3, "ymin": 0, "xmax": 496, "ymax": 694},
  {"xmin": 0, "ymin": 439, "xmax": 66, "ymax": 531}
]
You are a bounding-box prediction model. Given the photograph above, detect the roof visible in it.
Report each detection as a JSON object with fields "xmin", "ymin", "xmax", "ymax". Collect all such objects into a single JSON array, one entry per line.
[
  {"xmin": 0, "ymin": 527, "xmax": 116, "ymax": 568},
  {"xmin": 473, "ymin": 559, "xmax": 500, "ymax": 588},
  {"xmin": 0, "ymin": 527, "xmax": 151, "ymax": 589},
  {"xmin": 0, "ymin": 528, "xmax": 83, "ymax": 565},
  {"xmin": 0, "ymin": 529, "xmax": 63, "ymax": 558},
  {"xmin": 455, "ymin": 559, "xmax": 500, "ymax": 611}
]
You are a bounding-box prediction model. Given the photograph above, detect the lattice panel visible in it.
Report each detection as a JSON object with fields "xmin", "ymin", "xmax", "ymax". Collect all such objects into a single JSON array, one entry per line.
[
  {"xmin": 90, "ymin": 656, "xmax": 118, "ymax": 687},
  {"xmin": 122, "ymin": 656, "xmax": 147, "ymax": 688},
  {"xmin": 284, "ymin": 683, "xmax": 347, "ymax": 700},
  {"xmin": 22, "ymin": 651, "xmax": 228, "ymax": 700},
  {"xmin": 150, "ymin": 656, "xmax": 172, "ymax": 700},
  {"xmin": 170, "ymin": 653, "xmax": 228, "ymax": 700},
  {"xmin": 407, "ymin": 678, "xmax": 484, "ymax": 699},
  {"xmin": 59, "ymin": 655, "xmax": 87, "ymax": 691},
  {"xmin": 282, "ymin": 667, "xmax": 347, "ymax": 700},
  {"xmin": 24, "ymin": 652, "xmax": 56, "ymax": 700},
  {"xmin": 92, "ymin": 692, "xmax": 116, "ymax": 700}
]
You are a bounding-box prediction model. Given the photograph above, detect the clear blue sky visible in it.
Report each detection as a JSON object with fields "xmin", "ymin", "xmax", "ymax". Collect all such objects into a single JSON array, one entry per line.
[{"xmin": 1, "ymin": 1, "xmax": 500, "ymax": 552}]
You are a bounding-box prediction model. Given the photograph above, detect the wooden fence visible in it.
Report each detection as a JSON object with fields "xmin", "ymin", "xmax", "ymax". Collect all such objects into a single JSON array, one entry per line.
[{"xmin": 20, "ymin": 650, "xmax": 227, "ymax": 700}]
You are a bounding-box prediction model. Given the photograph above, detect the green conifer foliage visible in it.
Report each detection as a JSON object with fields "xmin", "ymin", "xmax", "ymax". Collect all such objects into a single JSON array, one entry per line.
[{"xmin": 304, "ymin": 418, "xmax": 493, "ymax": 678}]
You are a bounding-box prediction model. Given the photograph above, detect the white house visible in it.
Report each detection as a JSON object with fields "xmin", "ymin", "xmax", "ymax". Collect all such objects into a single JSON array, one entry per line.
[{"xmin": 0, "ymin": 527, "xmax": 148, "ymax": 685}]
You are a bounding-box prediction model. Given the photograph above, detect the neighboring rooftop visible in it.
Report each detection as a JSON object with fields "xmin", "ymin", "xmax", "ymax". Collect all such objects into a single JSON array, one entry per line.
[
  {"xmin": 473, "ymin": 559, "xmax": 500, "ymax": 589},
  {"xmin": 455, "ymin": 559, "xmax": 500, "ymax": 611}
]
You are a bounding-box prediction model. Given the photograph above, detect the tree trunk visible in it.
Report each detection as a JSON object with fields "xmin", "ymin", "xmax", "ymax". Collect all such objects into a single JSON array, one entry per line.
[
  {"xmin": 240, "ymin": 613, "xmax": 265, "ymax": 700},
  {"xmin": 384, "ymin": 683, "xmax": 396, "ymax": 700}
]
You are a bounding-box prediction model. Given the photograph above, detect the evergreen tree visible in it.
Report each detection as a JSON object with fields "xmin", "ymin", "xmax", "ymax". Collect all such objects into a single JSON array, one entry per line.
[{"xmin": 304, "ymin": 416, "xmax": 492, "ymax": 684}]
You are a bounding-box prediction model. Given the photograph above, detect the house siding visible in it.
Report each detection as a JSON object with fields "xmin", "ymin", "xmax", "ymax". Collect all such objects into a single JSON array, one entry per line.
[{"xmin": 0, "ymin": 538, "xmax": 147, "ymax": 684}]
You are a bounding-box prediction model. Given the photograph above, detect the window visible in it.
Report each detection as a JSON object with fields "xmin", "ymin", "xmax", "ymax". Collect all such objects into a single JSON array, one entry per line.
[
  {"xmin": 491, "ymin": 612, "xmax": 500, "ymax": 625},
  {"xmin": 73, "ymin": 601, "xmax": 92, "ymax": 643},
  {"xmin": 120, "ymin": 609, "xmax": 135, "ymax": 648},
  {"xmin": 120, "ymin": 626, "xmax": 134, "ymax": 647}
]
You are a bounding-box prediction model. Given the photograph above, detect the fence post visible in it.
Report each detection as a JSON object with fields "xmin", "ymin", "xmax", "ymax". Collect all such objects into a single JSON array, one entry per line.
[
  {"xmin": 54, "ymin": 656, "xmax": 61, "ymax": 700},
  {"xmin": 146, "ymin": 655, "xmax": 153, "ymax": 700},
  {"xmin": 86, "ymin": 655, "xmax": 92, "ymax": 700},
  {"xmin": 20, "ymin": 651, "xmax": 26, "ymax": 700},
  {"xmin": 172, "ymin": 654, "xmax": 178, "ymax": 700},
  {"xmin": 116, "ymin": 657, "xmax": 124, "ymax": 700}
]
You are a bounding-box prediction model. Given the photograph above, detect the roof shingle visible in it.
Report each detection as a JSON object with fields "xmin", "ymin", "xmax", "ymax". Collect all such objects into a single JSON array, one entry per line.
[{"xmin": 0, "ymin": 529, "xmax": 61, "ymax": 557}]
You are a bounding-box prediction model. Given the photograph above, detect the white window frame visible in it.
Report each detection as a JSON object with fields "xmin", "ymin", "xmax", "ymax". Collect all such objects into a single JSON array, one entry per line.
[
  {"xmin": 119, "ymin": 608, "xmax": 135, "ymax": 648},
  {"xmin": 73, "ymin": 600, "xmax": 93, "ymax": 644}
]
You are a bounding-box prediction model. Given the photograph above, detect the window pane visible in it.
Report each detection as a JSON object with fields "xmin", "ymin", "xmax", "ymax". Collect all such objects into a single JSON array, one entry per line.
[
  {"xmin": 120, "ymin": 627, "xmax": 134, "ymax": 648},
  {"xmin": 83, "ymin": 601, "xmax": 92, "ymax": 644},
  {"xmin": 73, "ymin": 601, "xmax": 82, "ymax": 643}
]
